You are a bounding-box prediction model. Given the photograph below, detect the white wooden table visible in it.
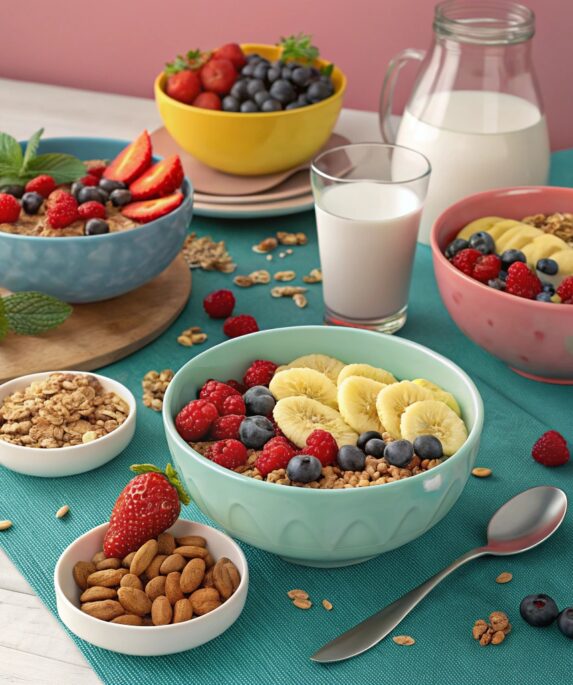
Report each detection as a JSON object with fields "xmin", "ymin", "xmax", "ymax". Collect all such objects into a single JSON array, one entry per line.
[{"xmin": 0, "ymin": 78, "xmax": 380, "ymax": 684}]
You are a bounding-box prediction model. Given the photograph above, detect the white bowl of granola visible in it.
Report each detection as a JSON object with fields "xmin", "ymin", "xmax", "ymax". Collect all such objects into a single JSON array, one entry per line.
[{"xmin": 0, "ymin": 371, "xmax": 136, "ymax": 477}]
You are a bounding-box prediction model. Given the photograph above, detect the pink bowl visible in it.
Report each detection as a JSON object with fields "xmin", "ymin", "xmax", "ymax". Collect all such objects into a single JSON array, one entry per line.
[{"xmin": 431, "ymin": 186, "xmax": 573, "ymax": 384}]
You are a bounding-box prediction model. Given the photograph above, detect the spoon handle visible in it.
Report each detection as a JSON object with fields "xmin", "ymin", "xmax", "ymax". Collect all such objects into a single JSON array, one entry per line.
[{"xmin": 311, "ymin": 547, "xmax": 488, "ymax": 663}]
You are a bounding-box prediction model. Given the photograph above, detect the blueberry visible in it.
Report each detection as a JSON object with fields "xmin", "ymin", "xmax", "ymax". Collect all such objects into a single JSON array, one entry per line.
[
  {"xmin": 241, "ymin": 64, "xmax": 255, "ymax": 77},
  {"xmin": 488, "ymin": 278, "xmax": 506, "ymax": 290},
  {"xmin": 246, "ymin": 53, "xmax": 261, "ymax": 63},
  {"xmin": 77, "ymin": 186, "xmax": 107, "ymax": 205},
  {"xmin": 272, "ymin": 59, "xmax": 285, "ymax": 69},
  {"xmin": 542, "ymin": 282, "xmax": 555, "ymax": 294},
  {"xmin": 243, "ymin": 386, "xmax": 275, "ymax": 416},
  {"xmin": 285, "ymin": 100, "xmax": 307, "ymax": 110},
  {"xmin": 281, "ymin": 67, "xmax": 293, "ymax": 80},
  {"xmin": 536, "ymin": 258, "xmax": 558, "ymax": 275},
  {"xmin": 291, "ymin": 67, "xmax": 313, "ymax": 88},
  {"xmin": 468, "ymin": 231, "xmax": 495, "ymax": 255},
  {"xmin": 498, "ymin": 270, "xmax": 508, "ymax": 281},
  {"xmin": 230, "ymin": 79, "xmax": 249, "ymax": 101},
  {"xmin": 286, "ymin": 455, "xmax": 322, "ymax": 483},
  {"xmin": 109, "ymin": 189, "xmax": 132, "ymax": 207},
  {"xmin": 445, "ymin": 238, "xmax": 469, "ymax": 259},
  {"xmin": 222, "ymin": 95, "xmax": 240, "ymax": 112},
  {"xmin": 536, "ymin": 292, "xmax": 553, "ymax": 302},
  {"xmin": 500, "ymin": 249, "xmax": 526, "ymax": 271},
  {"xmin": 384, "ymin": 439, "xmax": 414, "ymax": 467},
  {"xmin": 98, "ymin": 178, "xmax": 126, "ymax": 193},
  {"xmin": 413, "ymin": 435, "xmax": 443, "ymax": 459},
  {"xmin": 519, "ymin": 594, "xmax": 559, "ymax": 627},
  {"xmin": 357, "ymin": 431, "xmax": 382, "ymax": 451},
  {"xmin": 267, "ymin": 67, "xmax": 281, "ymax": 83},
  {"xmin": 1, "ymin": 184, "xmax": 25, "ymax": 198},
  {"xmin": 70, "ymin": 181, "xmax": 84, "ymax": 199},
  {"xmin": 269, "ymin": 79, "xmax": 297, "ymax": 105},
  {"xmin": 84, "ymin": 218, "xmax": 109, "ymax": 235},
  {"xmin": 337, "ymin": 445, "xmax": 366, "ymax": 471},
  {"xmin": 254, "ymin": 90, "xmax": 271, "ymax": 106},
  {"xmin": 240, "ymin": 100, "xmax": 259, "ymax": 113},
  {"xmin": 239, "ymin": 415, "xmax": 274, "ymax": 449},
  {"xmin": 246, "ymin": 79, "xmax": 265, "ymax": 97},
  {"xmin": 306, "ymin": 81, "xmax": 333, "ymax": 103},
  {"xmin": 261, "ymin": 99, "xmax": 282, "ymax": 112},
  {"xmin": 253, "ymin": 63, "xmax": 269, "ymax": 81},
  {"xmin": 557, "ymin": 608, "xmax": 573, "ymax": 639},
  {"xmin": 21, "ymin": 191, "xmax": 43, "ymax": 215},
  {"xmin": 364, "ymin": 438, "xmax": 385, "ymax": 458}
]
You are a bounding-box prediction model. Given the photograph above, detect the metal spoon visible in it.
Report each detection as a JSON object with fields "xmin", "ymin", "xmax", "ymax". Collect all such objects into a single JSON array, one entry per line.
[{"xmin": 311, "ymin": 486, "xmax": 567, "ymax": 664}]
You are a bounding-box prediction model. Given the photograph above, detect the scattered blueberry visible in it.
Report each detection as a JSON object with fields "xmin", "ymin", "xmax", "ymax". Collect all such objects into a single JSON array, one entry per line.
[
  {"xmin": 536, "ymin": 258, "xmax": 558, "ymax": 275},
  {"xmin": 269, "ymin": 79, "xmax": 297, "ymax": 105},
  {"xmin": 286, "ymin": 455, "xmax": 322, "ymax": 483},
  {"xmin": 519, "ymin": 594, "xmax": 559, "ymax": 627},
  {"xmin": 337, "ymin": 445, "xmax": 366, "ymax": 471},
  {"xmin": 238, "ymin": 415, "xmax": 274, "ymax": 449},
  {"xmin": 109, "ymin": 189, "xmax": 132, "ymax": 207},
  {"xmin": 222, "ymin": 95, "xmax": 240, "ymax": 112},
  {"xmin": 261, "ymin": 99, "xmax": 282, "ymax": 112},
  {"xmin": 21, "ymin": 191, "xmax": 44, "ymax": 215},
  {"xmin": 240, "ymin": 100, "xmax": 259, "ymax": 113},
  {"xmin": 364, "ymin": 438, "xmax": 385, "ymax": 458},
  {"xmin": 557, "ymin": 608, "xmax": 573, "ymax": 639},
  {"xmin": 468, "ymin": 231, "xmax": 495, "ymax": 254},
  {"xmin": 413, "ymin": 435, "xmax": 443, "ymax": 460},
  {"xmin": 243, "ymin": 386, "xmax": 275, "ymax": 416},
  {"xmin": 78, "ymin": 186, "xmax": 107, "ymax": 205},
  {"xmin": 1, "ymin": 184, "xmax": 25, "ymax": 198},
  {"xmin": 445, "ymin": 238, "xmax": 469, "ymax": 259},
  {"xmin": 535, "ymin": 292, "xmax": 553, "ymax": 302},
  {"xmin": 98, "ymin": 178, "xmax": 126, "ymax": 193},
  {"xmin": 500, "ymin": 249, "xmax": 526, "ymax": 271},
  {"xmin": 384, "ymin": 439, "xmax": 414, "ymax": 467},
  {"xmin": 84, "ymin": 218, "xmax": 109, "ymax": 235},
  {"xmin": 357, "ymin": 431, "xmax": 382, "ymax": 451}
]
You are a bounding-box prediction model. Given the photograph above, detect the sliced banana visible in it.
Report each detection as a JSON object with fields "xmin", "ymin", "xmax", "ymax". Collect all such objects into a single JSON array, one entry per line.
[
  {"xmin": 376, "ymin": 381, "xmax": 434, "ymax": 439},
  {"xmin": 522, "ymin": 234, "xmax": 569, "ymax": 266},
  {"xmin": 337, "ymin": 363, "xmax": 397, "ymax": 387},
  {"xmin": 273, "ymin": 396, "xmax": 358, "ymax": 448},
  {"xmin": 338, "ymin": 376, "xmax": 386, "ymax": 435},
  {"xmin": 281, "ymin": 353, "xmax": 346, "ymax": 383},
  {"xmin": 552, "ymin": 249, "xmax": 573, "ymax": 276},
  {"xmin": 456, "ymin": 216, "xmax": 505, "ymax": 241},
  {"xmin": 412, "ymin": 378, "xmax": 461, "ymax": 416},
  {"xmin": 400, "ymin": 400, "xmax": 468, "ymax": 456},
  {"xmin": 269, "ymin": 368, "xmax": 338, "ymax": 409},
  {"xmin": 495, "ymin": 224, "xmax": 542, "ymax": 252},
  {"xmin": 487, "ymin": 219, "xmax": 523, "ymax": 241}
]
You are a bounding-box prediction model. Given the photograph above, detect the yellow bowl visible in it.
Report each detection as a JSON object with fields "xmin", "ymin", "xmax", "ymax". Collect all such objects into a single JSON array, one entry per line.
[{"xmin": 154, "ymin": 43, "xmax": 347, "ymax": 176}]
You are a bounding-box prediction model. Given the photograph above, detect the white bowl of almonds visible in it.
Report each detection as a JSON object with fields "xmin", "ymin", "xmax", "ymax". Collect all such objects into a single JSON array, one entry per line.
[
  {"xmin": 54, "ymin": 519, "xmax": 248, "ymax": 656},
  {"xmin": 0, "ymin": 371, "xmax": 135, "ymax": 477}
]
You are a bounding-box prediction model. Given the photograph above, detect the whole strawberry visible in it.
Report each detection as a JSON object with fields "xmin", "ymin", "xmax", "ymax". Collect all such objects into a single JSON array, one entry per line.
[{"xmin": 103, "ymin": 463, "xmax": 190, "ymax": 558}]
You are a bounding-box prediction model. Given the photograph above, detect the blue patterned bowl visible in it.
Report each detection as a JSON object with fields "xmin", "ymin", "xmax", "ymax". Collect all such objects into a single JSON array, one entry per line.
[
  {"xmin": 163, "ymin": 326, "xmax": 484, "ymax": 567},
  {"xmin": 0, "ymin": 138, "xmax": 193, "ymax": 303}
]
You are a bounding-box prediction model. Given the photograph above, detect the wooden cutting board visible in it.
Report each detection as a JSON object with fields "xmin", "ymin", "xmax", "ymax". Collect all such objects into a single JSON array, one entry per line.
[{"xmin": 0, "ymin": 256, "xmax": 191, "ymax": 383}]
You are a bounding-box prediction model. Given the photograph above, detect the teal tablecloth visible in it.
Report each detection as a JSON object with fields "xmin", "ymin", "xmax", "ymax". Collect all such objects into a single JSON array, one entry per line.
[{"xmin": 1, "ymin": 151, "xmax": 572, "ymax": 684}]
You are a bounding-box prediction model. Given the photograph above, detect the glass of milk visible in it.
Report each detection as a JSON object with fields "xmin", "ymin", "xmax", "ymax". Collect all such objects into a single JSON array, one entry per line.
[{"xmin": 311, "ymin": 143, "xmax": 430, "ymax": 334}]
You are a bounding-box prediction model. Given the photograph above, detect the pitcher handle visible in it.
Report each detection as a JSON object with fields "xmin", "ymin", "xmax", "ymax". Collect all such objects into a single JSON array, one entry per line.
[{"xmin": 379, "ymin": 49, "xmax": 426, "ymax": 143}]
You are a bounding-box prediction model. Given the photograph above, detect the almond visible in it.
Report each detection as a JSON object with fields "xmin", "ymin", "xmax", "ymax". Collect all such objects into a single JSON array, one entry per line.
[
  {"xmin": 220, "ymin": 558, "xmax": 240, "ymax": 591},
  {"xmin": 180, "ymin": 558, "xmax": 205, "ymax": 594},
  {"xmin": 122, "ymin": 552, "xmax": 136, "ymax": 569},
  {"xmin": 151, "ymin": 595, "xmax": 172, "ymax": 626},
  {"xmin": 173, "ymin": 545, "xmax": 208, "ymax": 559},
  {"xmin": 203, "ymin": 567, "xmax": 215, "ymax": 588},
  {"xmin": 173, "ymin": 598, "xmax": 193, "ymax": 624},
  {"xmin": 117, "ymin": 587, "xmax": 152, "ymax": 617},
  {"xmin": 120, "ymin": 573, "xmax": 143, "ymax": 591},
  {"xmin": 92, "ymin": 551, "xmax": 106, "ymax": 564},
  {"xmin": 145, "ymin": 554, "xmax": 168, "ymax": 579},
  {"xmin": 81, "ymin": 599, "xmax": 124, "ymax": 621},
  {"xmin": 87, "ymin": 568, "xmax": 128, "ymax": 588},
  {"xmin": 160, "ymin": 553, "xmax": 186, "ymax": 575},
  {"xmin": 212, "ymin": 559, "xmax": 235, "ymax": 600},
  {"xmin": 80, "ymin": 586, "xmax": 117, "ymax": 603},
  {"xmin": 130, "ymin": 539, "xmax": 159, "ymax": 576},
  {"xmin": 190, "ymin": 587, "xmax": 221, "ymax": 616},
  {"xmin": 96, "ymin": 558, "xmax": 121, "ymax": 571},
  {"xmin": 157, "ymin": 532, "xmax": 176, "ymax": 555},
  {"xmin": 111, "ymin": 614, "xmax": 143, "ymax": 626},
  {"xmin": 145, "ymin": 575, "xmax": 167, "ymax": 601},
  {"xmin": 73, "ymin": 561, "xmax": 97, "ymax": 590},
  {"xmin": 204, "ymin": 552, "xmax": 215, "ymax": 568},
  {"xmin": 165, "ymin": 571, "xmax": 184, "ymax": 605},
  {"xmin": 175, "ymin": 535, "xmax": 207, "ymax": 547}
]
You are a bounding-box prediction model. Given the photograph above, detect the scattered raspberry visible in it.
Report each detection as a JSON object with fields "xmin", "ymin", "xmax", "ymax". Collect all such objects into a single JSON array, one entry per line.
[
  {"xmin": 203, "ymin": 289, "xmax": 235, "ymax": 319},
  {"xmin": 209, "ymin": 414, "xmax": 244, "ymax": 440},
  {"xmin": 25, "ymin": 175, "xmax": 56, "ymax": 198},
  {"xmin": 78, "ymin": 201, "xmax": 107, "ymax": 220},
  {"xmin": 243, "ymin": 360, "xmax": 278, "ymax": 388},
  {"xmin": 505, "ymin": 262, "xmax": 542, "ymax": 299},
  {"xmin": 223, "ymin": 314, "xmax": 259, "ymax": 338},
  {"xmin": 199, "ymin": 380, "xmax": 240, "ymax": 414},
  {"xmin": 0, "ymin": 193, "xmax": 21, "ymax": 223},
  {"xmin": 210, "ymin": 439, "xmax": 248, "ymax": 469},
  {"xmin": 79, "ymin": 174, "xmax": 99, "ymax": 186},
  {"xmin": 86, "ymin": 162, "xmax": 106, "ymax": 178},
  {"xmin": 256, "ymin": 437, "xmax": 296, "ymax": 476},
  {"xmin": 451, "ymin": 248, "xmax": 481, "ymax": 277},
  {"xmin": 175, "ymin": 399, "xmax": 218, "ymax": 441},
  {"xmin": 532, "ymin": 430, "xmax": 570, "ymax": 467},
  {"xmin": 222, "ymin": 394, "xmax": 246, "ymax": 416},
  {"xmin": 304, "ymin": 429, "xmax": 338, "ymax": 466},
  {"xmin": 473, "ymin": 254, "xmax": 501, "ymax": 283},
  {"xmin": 226, "ymin": 379, "xmax": 248, "ymax": 394},
  {"xmin": 46, "ymin": 193, "xmax": 79, "ymax": 228},
  {"xmin": 556, "ymin": 276, "xmax": 573, "ymax": 302}
]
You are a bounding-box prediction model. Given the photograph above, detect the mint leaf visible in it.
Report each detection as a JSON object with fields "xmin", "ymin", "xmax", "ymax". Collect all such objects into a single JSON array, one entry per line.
[
  {"xmin": 0, "ymin": 132, "xmax": 23, "ymax": 169},
  {"xmin": 22, "ymin": 128, "xmax": 44, "ymax": 172},
  {"xmin": 3, "ymin": 292, "xmax": 72, "ymax": 336},
  {"xmin": 320, "ymin": 63, "xmax": 334, "ymax": 77},
  {"xmin": 279, "ymin": 33, "xmax": 320, "ymax": 63},
  {"xmin": 0, "ymin": 174, "xmax": 25, "ymax": 186},
  {"xmin": 0, "ymin": 300, "xmax": 8, "ymax": 341},
  {"xmin": 25, "ymin": 154, "xmax": 86, "ymax": 183}
]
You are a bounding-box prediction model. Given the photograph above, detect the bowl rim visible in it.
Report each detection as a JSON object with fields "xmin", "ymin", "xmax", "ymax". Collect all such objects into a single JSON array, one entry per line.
[
  {"xmin": 430, "ymin": 185, "xmax": 573, "ymax": 311},
  {"xmin": 0, "ymin": 137, "xmax": 193, "ymax": 244},
  {"xmin": 155, "ymin": 42, "xmax": 347, "ymax": 119},
  {"xmin": 163, "ymin": 325, "xmax": 484, "ymax": 495},
  {"xmin": 0, "ymin": 370, "xmax": 136, "ymax": 455},
  {"xmin": 54, "ymin": 519, "xmax": 249, "ymax": 632}
]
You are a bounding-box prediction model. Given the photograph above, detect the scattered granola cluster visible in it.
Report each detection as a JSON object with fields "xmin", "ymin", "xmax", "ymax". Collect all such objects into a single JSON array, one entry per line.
[
  {"xmin": 0, "ymin": 373, "xmax": 129, "ymax": 448},
  {"xmin": 181, "ymin": 233, "xmax": 236, "ymax": 272},
  {"xmin": 472, "ymin": 611, "xmax": 512, "ymax": 646},
  {"xmin": 142, "ymin": 370, "xmax": 174, "ymax": 412}
]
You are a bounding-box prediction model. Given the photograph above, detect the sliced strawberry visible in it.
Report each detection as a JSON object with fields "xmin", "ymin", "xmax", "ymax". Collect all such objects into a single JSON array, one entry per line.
[
  {"xmin": 129, "ymin": 154, "xmax": 184, "ymax": 200},
  {"xmin": 121, "ymin": 191, "xmax": 184, "ymax": 223},
  {"xmin": 103, "ymin": 130, "xmax": 152, "ymax": 184}
]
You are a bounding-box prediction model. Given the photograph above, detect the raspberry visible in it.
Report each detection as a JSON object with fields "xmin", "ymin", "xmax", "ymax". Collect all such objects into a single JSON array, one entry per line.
[
  {"xmin": 46, "ymin": 189, "xmax": 71, "ymax": 206},
  {"xmin": 256, "ymin": 437, "xmax": 296, "ymax": 476},
  {"xmin": 46, "ymin": 194, "xmax": 79, "ymax": 229},
  {"xmin": 243, "ymin": 360, "xmax": 278, "ymax": 388},
  {"xmin": 175, "ymin": 399, "xmax": 218, "ymax": 441},
  {"xmin": 473, "ymin": 254, "xmax": 501, "ymax": 283},
  {"xmin": 304, "ymin": 429, "xmax": 338, "ymax": 466},
  {"xmin": 85, "ymin": 162, "xmax": 106, "ymax": 178},
  {"xmin": 0, "ymin": 193, "xmax": 21, "ymax": 222},
  {"xmin": 222, "ymin": 394, "xmax": 246, "ymax": 416},
  {"xmin": 79, "ymin": 175, "xmax": 99, "ymax": 186},
  {"xmin": 532, "ymin": 430, "xmax": 570, "ymax": 467},
  {"xmin": 505, "ymin": 262, "xmax": 542, "ymax": 299},
  {"xmin": 25, "ymin": 175, "xmax": 56, "ymax": 198},
  {"xmin": 199, "ymin": 380, "xmax": 240, "ymax": 414},
  {"xmin": 223, "ymin": 314, "xmax": 259, "ymax": 338},
  {"xmin": 78, "ymin": 201, "xmax": 107, "ymax": 220},
  {"xmin": 209, "ymin": 414, "xmax": 244, "ymax": 440},
  {"xmin": 203, "ymin": 289, "xmax": 235, "ymax": 319},
  {"xmin": 451, "ymin": 248, "xmax": 481, "ymax": 276},
  {"xmin": 556, "ymin": 276, "xmax": 573, "ymax": 302},
  {"xmin": 210, "ymin": 439, "xmax": 248, "ymax": 469},
  {"xmin": 226, "ymin": 379, "xmax": 248, "ymax": 394}
]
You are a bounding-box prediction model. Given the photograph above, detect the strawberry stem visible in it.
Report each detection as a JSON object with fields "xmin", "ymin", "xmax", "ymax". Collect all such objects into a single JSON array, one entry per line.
[{"xmin": 130, "ymin": 463, "xmax": 191, "ymax": 505}]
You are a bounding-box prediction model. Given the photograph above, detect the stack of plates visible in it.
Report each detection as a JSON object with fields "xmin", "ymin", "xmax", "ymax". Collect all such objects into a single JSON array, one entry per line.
[{"xmin": 151, "ymin": 128, "xmax": 350, "ymax": 219}]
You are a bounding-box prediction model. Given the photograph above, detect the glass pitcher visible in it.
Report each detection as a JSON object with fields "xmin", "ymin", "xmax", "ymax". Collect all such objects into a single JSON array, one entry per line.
[{"xmin": 380, "ymin": 0, "xmax": 550, "ymax": 244}]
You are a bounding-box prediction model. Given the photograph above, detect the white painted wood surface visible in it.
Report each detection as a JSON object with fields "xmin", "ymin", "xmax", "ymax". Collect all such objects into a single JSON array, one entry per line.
[{"xmin": 0, "ymin": 77, "xmax": 379, "ymax": 684}]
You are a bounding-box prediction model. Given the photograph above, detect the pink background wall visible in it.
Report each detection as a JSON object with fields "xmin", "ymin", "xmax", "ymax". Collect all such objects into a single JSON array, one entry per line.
[{"xmin": 1, "ymin": 0, "xmax": 571, "ymax": 149}]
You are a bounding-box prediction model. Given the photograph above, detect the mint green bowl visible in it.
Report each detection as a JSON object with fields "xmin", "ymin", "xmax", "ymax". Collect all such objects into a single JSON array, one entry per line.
[{"xmin": 163, "ymin": 326, "xmax": 484, "ymax": 567}]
